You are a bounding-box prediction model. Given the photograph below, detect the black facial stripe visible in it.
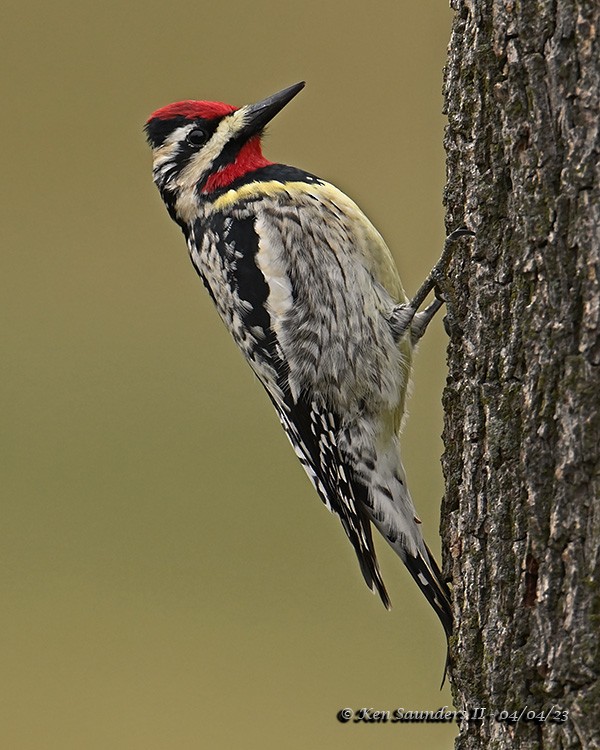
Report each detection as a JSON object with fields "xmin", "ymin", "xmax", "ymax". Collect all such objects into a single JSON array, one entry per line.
[
  {"xmin": 145, "ymin": 115, "xmax": 188, "ymax": 147},
  {"xmin": 144, "ymin": 115, "xmax": 221, "ymax": 149}
]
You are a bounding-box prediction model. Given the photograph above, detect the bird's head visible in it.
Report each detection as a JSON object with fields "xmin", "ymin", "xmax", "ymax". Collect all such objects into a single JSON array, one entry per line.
[{"xmin": 145, "ymin": 82, "xmax": 305, "ymax": 211}]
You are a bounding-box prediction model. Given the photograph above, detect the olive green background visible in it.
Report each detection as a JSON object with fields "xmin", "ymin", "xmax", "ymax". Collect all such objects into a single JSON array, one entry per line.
[{"xmin": 3, "ymin": 1, "xmax": 457, "ymax": 748}]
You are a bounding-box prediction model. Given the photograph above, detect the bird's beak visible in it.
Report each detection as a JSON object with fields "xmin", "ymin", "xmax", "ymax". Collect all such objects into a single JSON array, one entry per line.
[{"xmin": 239, "ymin": 82, "xmax": 305, "ymax": 138}]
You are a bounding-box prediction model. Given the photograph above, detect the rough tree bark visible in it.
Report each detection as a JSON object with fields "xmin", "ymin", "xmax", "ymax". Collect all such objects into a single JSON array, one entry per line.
[{"xmin": 441, "ymin": 2, "xmax": 599, "ymax": 749}]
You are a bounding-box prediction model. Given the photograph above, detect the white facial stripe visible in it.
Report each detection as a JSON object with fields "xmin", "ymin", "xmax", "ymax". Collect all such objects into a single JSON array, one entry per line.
[
  {"xmin": 153, "ymin": 124, "xmax": 195, "ymax": 164},
  {"xmin": 166, "ymin": 123, "xmax": 196, "ymax": 146}
]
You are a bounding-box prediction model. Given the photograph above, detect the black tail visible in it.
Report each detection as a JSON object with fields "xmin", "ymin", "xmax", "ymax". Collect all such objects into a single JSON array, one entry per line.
[
  {"xmin": 403, "ymin": 545, "xmax": 453, "ymax": 639},
  {"xmin": 403, "ymin": 545, "xmax": 453, "ymax": 687},
  {"xmin": 352, "ymin": 511, "xmax": 392, "ymax": 611}
]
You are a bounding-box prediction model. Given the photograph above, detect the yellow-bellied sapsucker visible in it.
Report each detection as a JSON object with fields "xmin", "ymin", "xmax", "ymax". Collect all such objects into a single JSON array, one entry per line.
[{"xmin": 145, "ymin": 82, "xmax": 459, "ymax": 641}]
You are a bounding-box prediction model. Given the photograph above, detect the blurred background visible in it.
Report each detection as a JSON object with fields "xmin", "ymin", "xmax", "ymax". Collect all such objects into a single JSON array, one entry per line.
[{"xmin": 2, "ymin": 1, "xmax": 456, "ymax": 748}]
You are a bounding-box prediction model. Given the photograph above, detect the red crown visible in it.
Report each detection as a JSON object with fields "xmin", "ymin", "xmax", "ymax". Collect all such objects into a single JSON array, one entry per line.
[{"xmin": 147, "ymin": 100, "xmax": 236, "ymax": 122}]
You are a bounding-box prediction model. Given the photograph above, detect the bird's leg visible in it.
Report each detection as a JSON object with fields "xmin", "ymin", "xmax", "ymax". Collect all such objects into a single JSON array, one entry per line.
[
  {"xmin": 389, "ymin": 228, "xmax": 475, "ymax": 344},
  {"xmin": 410, "ymin": 295, "xmax": 445, "ymax": 344}
]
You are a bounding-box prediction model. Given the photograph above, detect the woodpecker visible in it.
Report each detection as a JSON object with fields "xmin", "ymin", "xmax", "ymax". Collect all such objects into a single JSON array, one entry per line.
[{"xmin": 145, "ymin": 82, "xmax": 461, "ymax": 642}]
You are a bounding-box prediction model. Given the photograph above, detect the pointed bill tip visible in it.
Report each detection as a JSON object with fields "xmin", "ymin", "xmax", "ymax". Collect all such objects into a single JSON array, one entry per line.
[
  {"xmin": 240, "ymin": 81, "xmax": 306, "ymax": 138},
  {"xmin": 250, "ymin": 81, "xmax": 306, "ymax": 116},
  {"xmin": 284, "ymin": 81, "xmax": 306, "ymax": 96}
]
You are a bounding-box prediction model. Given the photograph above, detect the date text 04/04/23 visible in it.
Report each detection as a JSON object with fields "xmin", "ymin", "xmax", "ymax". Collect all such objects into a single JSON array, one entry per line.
[{"xmin": 336, "ymin": 706, "xmax": 569, "ymax": 724}]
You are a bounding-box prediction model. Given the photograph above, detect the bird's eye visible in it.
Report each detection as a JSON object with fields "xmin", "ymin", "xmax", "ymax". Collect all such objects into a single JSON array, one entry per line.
[{"xmin": 186, "ymin": 128, "xmax": 209, "ymax": 147}]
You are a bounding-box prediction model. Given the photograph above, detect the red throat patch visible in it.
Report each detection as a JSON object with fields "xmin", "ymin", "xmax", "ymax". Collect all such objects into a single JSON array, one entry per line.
[{"xmin": 202, "ymin": 137, "xmax": 272, "ymax": 193}]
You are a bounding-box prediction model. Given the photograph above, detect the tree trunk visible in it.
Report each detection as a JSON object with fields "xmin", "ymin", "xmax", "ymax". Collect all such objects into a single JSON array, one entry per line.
[{"xmin": 441, "ymin": 2, "xmax": 600, "ymax": 749}]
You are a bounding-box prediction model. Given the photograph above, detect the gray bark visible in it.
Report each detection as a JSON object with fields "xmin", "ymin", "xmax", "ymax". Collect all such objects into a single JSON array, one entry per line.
[{"xmin": 441, "ymin": 2, "xmax": 600, "ymax": 749}]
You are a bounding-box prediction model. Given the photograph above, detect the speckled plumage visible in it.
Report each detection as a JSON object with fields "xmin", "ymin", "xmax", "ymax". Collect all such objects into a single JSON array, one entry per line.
[{"xmin": 145, "ymin": 84, "xmax": 452, "ymax": 638}]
